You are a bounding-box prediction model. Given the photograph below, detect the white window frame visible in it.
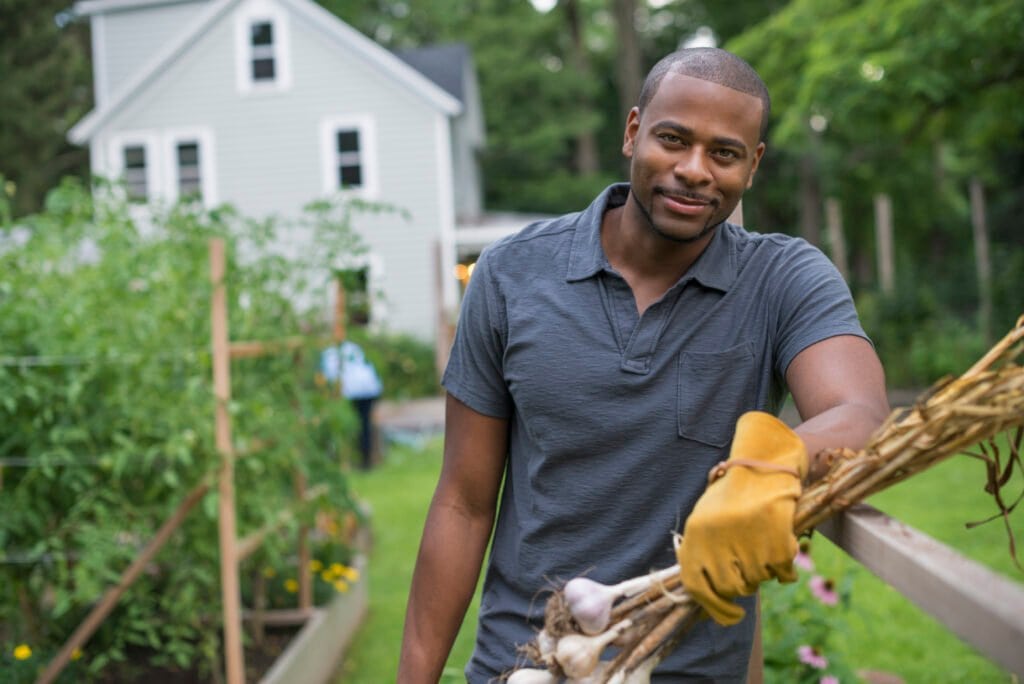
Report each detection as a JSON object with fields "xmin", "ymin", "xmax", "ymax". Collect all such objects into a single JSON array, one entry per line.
[
  {"xmin": 162, "ymin": 127, "xmax": 218, "ymax": 206},
  {"xmin": 319, "ymin": 115, "xmax": 378, "ymax": 199},
  {"xmin": 234, "ymin": 0, "xmax": 292, "ymax": 94},
  {"xmin": 108, "ymin": 130, "xmax": 162, "ymax": 203}
]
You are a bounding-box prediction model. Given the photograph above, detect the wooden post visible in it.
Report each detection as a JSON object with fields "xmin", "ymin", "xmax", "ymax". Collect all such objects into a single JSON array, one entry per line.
[
  {"xmin": 36, "ymin": 475, "xmax": 213, "ymax": 684},
  {"xmin": 727, "ymin": 199, "xmax": 744, "ymax": 227},
  {"xmin": 824, "ymin": 197, "xmax": 850, "ymax": 282},
  {"xmin": 969, "ymin": 177, "xmax": 993, "ymax": 346},
  {"xmin": 874, "ymin": 193, "xmax": 895, "ymax": 295},
  {"xmin": 333, "ymin": 278, "xmax": 347, "ymax": 344},
  {"xmin": 295, "ymin": 469, "xmax": 312, "ymax": 612},
  {"xmin": 433, "ymin": 241, "xmax": 453, "ymax": 384},
  {"xmin": 209, "ymin": 238, "xmax": 245, "ymax": 684}
]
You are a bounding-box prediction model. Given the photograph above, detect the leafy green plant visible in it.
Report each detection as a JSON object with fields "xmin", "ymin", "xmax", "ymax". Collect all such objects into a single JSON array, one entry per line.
[
  {"xmin": 761, "ymin": 540, "xmax": 859, "ymax": 684},
  {"xmin": 0, "ymin": 178, "xmax": 378, "ymax": 680}
]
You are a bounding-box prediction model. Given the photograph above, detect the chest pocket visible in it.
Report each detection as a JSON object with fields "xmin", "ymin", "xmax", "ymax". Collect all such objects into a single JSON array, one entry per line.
[{"xmin": 677, "ymin": 342, "xmax": 758, "ymax": 448}]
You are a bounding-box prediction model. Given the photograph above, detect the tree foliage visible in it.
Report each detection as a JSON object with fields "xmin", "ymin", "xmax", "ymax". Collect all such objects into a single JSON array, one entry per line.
[{"xmin": 0, "ymin": 0, "xmax": 92, "ymax": 217}]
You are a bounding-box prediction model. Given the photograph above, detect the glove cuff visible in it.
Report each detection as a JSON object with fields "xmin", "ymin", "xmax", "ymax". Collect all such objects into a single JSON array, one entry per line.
[{"xmin": 730, "ymin": 411, "xmax": 809, "ymax": 480}]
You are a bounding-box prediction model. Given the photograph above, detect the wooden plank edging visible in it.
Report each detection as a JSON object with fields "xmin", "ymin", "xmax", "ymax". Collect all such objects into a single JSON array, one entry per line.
[
  {"xmin": 818, "ymin": 503, "xmax": 1024, "ymax": 676},
  {"xmin": 258, "ymin": 553, "xmax": 369, "ymax": 684}
]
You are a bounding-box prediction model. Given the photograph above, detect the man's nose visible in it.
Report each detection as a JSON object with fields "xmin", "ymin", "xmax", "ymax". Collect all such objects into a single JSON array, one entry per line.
[{"xmin": 673, "ymin": 148, "xmax": 712, "ymax": 185}]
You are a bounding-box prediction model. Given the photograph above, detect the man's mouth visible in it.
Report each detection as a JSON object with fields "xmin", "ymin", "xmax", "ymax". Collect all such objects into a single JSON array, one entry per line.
[{"xmin": 656, "ymin": 188, "xmax": 716, "ymax": 214}]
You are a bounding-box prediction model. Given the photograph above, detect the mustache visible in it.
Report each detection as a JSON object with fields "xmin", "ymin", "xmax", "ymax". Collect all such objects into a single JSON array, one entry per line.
[{"xmin": 654, "ymin": 186, "xmax": 717, "ymax": 205}]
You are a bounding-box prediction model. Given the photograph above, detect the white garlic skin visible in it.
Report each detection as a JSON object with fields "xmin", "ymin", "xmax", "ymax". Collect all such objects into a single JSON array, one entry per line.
[
  {"xmin": 563, "ymin": 577, "xmax": 613, "ymax": 635},
  {"xmin": 556, "ymin": 633, "xmax": 603, "ymax": 679},
  {"xmin": 506, "ymin": 668, "xmax": 558, "ymax": 684}
]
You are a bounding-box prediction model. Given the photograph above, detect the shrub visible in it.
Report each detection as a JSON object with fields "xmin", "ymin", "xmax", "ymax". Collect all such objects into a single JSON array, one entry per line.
[{"xmin": 0, "ymin": 179, "xmax": 372, "ymax": 680}]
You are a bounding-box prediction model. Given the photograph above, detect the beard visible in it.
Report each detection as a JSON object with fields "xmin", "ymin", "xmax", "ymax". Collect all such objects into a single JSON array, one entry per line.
[{"xmin": 630, "ymin": 187, "xmax": 722, "ymax": 244}]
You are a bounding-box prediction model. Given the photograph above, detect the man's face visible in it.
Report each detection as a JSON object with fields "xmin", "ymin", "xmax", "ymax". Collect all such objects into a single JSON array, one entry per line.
[{"xmin": 622, "ymin": 72, "xmax": 765, "ymax": 244}]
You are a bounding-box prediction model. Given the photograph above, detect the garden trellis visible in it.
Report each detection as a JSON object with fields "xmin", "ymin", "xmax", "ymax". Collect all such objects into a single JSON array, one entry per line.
[{"xmin": 3, "ymin": 238, "xmax": 351, "ymax": 684}]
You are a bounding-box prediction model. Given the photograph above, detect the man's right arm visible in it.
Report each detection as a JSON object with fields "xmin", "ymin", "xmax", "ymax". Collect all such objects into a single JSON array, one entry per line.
[{"xmin": 397, "ymin": 393, "xmax": 508, "ymax": 683}]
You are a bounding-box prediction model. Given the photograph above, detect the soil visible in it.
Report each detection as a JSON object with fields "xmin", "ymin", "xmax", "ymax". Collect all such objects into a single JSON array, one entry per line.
[{"xmin": 96, "ymin": 626, "xmax": 300, "ymax": 683}]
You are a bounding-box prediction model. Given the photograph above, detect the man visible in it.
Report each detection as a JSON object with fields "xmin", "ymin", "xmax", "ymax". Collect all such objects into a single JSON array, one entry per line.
[{"xmin": 399, "ymin": 48, "xmax": 889, "ymax": 682}]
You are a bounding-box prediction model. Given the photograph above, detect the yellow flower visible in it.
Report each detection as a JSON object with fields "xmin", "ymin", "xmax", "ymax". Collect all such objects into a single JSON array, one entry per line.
[
  {"xmin": 309, "ymin": 559, "xmax": 324, "ymax": 573},
  {"xmin": 13, "ymin": 644, "xmax": 31, "ymax": 660},
  {"xmin": 262, "ymin": 566, "xmax": 276, "ymax": 578},
  {"xmin": 342, "ymin": 566, "xmax": 360, "ymax": 582},
  {"xmin": 333, "ymin": 579, "xmax": 350, "ymax": 593},
  {"xmin": 329, "ymin": 562, "xmax": 344, "ymax": 576},
  {"xmin": 320, "ymin": 570, "xmax": 334, "ymax": 583},
  {"xmin": 71, "ymin": 647, "xmax": 83, "ymax": 661},
  {"xmin": 284, "ymin": 578, "xmax": 299, "ymax": 593}
]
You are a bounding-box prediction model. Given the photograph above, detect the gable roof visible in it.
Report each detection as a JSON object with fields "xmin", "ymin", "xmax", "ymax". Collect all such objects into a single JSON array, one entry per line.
[
  {"xmin": 394, "ymin": 43, "xmax": 472, "ymax": 105},
  {"xmin": 68, "ymin": 0, "xmax": 462, "ymax": 145}
]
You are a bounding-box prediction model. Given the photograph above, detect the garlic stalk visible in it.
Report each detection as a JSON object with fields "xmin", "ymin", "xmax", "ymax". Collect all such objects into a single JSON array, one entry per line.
[
  {"xmin": 563, "ymin": 565, "xmax": 679, "ymax": 635},
  {"xmin": 555, "ymin": 619, "xmax": 633, "ymax": 679}
]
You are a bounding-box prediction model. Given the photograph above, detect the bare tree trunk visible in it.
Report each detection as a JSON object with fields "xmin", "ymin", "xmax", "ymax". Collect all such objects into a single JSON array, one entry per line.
[
  {"xmin": 825, "ymin": 197, "xmax": 850, "ymax": 282},
  {"xmin": 970, "ymin": 177, "xmax": 993, "ymax": 346},
  {"xmin": 798, "ymin": 152, "xmax": 821, "ymax": 247},
  {"xmin": 564, "ymin": 0, "xmax": 599, "ymax": 174},
  {"xmin": 612, "ymin": 0, "xmax": 643, "ymax": 124},
  {"xmin": 874, "ymin": 193, "xmax": 894, "ymax": 295}
]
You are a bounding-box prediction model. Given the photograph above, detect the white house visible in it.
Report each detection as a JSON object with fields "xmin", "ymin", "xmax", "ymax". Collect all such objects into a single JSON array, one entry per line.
[{"xmin": 68, "ymin": 0, "xmax": 512, "ymax": 344}]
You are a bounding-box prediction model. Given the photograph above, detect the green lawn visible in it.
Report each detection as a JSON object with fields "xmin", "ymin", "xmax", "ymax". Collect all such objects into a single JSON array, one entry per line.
[
  {"xmin": 333, "ymin": 436, "xmax": 479, "ymax": 683},
  {"xmin": 335, "ymin": 432, "xmax": 1022, "ymax": 683}
]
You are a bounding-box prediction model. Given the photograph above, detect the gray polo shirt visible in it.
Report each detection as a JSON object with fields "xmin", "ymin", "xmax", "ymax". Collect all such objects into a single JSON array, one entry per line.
[{"xmin": 443, "ymin": 184, "xmax": 867, "ymax": 682}]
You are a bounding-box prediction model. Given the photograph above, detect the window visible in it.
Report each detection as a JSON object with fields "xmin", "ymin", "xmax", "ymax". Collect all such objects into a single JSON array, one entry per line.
[
  {"xmin": 250, "ymin": 21, "xmax": 275, "ymax": 81},
  {"xmin": 320, "ymin": 116, "xmax": 377, "ymax": 197},
  {"xmin": 176, "ymin": 142, "xmax": 202, "ymax": 199},
  {"xmin": 235, "ymin": 2, "xmax": 290, "ymax": 93},
  {"xmin": 335, "ymin": 130, "xmax": 363, "ymax": 188},
  {"xmin": 123, "ymin": 145, "xmax": 148, "ymax": 201}
]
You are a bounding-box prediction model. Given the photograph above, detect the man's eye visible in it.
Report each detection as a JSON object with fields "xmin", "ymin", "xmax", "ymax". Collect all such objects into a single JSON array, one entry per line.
[
  {"xmin": 715, "ymin": 149, "xmax": 739, "ymax": 159},
  {"xmin": 658, "ymin": 133, "xmax": 683, "ymax": 144}
]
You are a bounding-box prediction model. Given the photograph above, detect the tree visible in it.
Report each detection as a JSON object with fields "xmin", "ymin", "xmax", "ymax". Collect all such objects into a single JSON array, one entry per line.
[{"xmin": 0, "ymin": 1, "xmax": 92, "ymax": 216}]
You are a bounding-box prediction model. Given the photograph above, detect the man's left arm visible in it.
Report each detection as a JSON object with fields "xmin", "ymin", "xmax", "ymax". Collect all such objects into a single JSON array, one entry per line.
[{"xmin": 787, "ymin": 334, "xmax": 890, "ymax": 482}]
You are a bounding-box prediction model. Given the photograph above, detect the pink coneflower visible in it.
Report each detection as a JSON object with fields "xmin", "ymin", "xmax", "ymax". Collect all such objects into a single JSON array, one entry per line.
[
  {"xmin": 795, "ymin": 541, "xmax": 815, "ymax": 571},
  {"xmin": 820, "ymin": 676, "xmax": 840, "ymax": 684},
  {"xmin": 810, "ymin": 575, "xmax": 839, "ymax": 605},
  {"xmin": 797, "ymin": 645, "xmax": 828, "ymax": 670}
]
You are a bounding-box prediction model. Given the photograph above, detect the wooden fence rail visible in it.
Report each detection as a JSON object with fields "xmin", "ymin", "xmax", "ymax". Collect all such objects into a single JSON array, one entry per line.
[{"xmin": 819, "ymin": 504, "xmax": 1024, "ymax": 677}]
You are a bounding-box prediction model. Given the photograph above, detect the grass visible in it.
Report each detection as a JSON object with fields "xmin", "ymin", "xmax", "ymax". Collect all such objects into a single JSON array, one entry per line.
[
  {"xmin": 332, "ymin": 436, "xmax": 479, "ymax": 683},
  {"xmin": 334, "ymin": 431, "xmax": 1023, "ymax": 683}
]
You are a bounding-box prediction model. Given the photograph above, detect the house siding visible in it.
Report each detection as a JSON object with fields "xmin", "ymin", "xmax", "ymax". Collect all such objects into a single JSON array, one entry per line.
[
  {"xmin": 91, "ymin": 1, "xmax": 450, "ymax": 341},
  {"xmin": 96, "ymin": 1, "xmax": 208, "ymax": 103}
]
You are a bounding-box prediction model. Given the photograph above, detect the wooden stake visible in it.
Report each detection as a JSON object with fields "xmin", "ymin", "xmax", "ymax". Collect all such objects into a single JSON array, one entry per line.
[
  {"xmin": 209, "ymin": 238, "xmax": 245, "ymax": 684},
  {"xmin": 825, "ymin": 197, "xmax": 850, "ymax": 282},
  {"xmin": 969, "ymin": 177, "xmax": 993, "ymax": 346},
  {"xmin": 333, "ymin": 278, "xmax": 347, "ymax": 343},
  {"xmin": 296, "ymin": 469, "xmax": 312, "ymax": 611},
  {"xmin": 36, "ymin": 475, "xmax": 213, "ymax": 684},
  {"xmin": 874, "ymin": 193, "xmax": 895, "ymax": 294}
]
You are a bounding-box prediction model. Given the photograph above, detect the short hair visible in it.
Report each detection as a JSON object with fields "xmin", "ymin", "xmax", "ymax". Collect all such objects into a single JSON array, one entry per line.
[{"xmin": 637, "ymin": 48, "xmax": 771, "ymax": 141}]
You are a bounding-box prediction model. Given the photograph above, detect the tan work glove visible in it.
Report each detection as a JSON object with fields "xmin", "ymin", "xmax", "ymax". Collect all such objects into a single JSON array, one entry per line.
[{"xmin": 676, "ymin": 411, "xmax": 808, "ymax": 625}]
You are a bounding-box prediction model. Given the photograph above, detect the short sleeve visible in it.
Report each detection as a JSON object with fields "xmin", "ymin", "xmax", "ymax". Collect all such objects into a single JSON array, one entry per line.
[
  {"xmin": 442, "ymin": 248, "xmax": 513, "ymax": 418},
  {"xmin": 770, "ymin": 240, "xmax": 870, "ymax": 377}
]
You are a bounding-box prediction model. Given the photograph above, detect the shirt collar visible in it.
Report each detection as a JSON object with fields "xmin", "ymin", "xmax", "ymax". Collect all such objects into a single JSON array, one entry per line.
[{"xmin": 566, "ymin": 183, "xmax": 737, "ymax": 292}]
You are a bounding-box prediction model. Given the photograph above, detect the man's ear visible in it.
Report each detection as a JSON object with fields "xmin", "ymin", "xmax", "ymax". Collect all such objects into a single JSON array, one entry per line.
[
  {"xmin": 746, "ymin": 142, "xmax": 767, "ymax": 189},
  {"xmin": 622, "ymin": 107, "xmax": 641, "ymax": 157}
]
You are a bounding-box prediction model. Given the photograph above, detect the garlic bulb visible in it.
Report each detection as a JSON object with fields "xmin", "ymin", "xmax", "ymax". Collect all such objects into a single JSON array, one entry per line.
[
  {"xmin": 506, "ymin": 668, "xmax": 558, "ymax": 684},
  {"xmin": 555, "ymin": 619, "xmax": 632, "ymax": 679},
  {"xmin": 563, "ymin": 565, "xmax": 679, "ymax": 635}
]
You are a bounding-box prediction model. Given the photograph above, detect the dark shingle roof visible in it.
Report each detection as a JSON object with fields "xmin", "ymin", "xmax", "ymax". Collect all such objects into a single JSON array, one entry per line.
[{"xmin": 393, "ymin": 43, "xmax": 470, "ymax": 105}]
